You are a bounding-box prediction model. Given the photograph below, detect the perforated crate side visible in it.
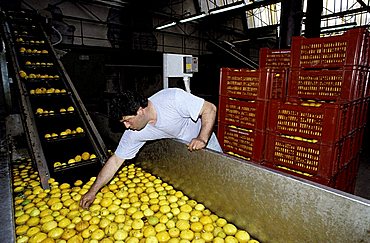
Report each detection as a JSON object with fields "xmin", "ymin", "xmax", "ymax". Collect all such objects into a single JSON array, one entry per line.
[
  {"xmin": 219, "ymin": 68, "xmax": 260, "ymax": 99},
  {"xmin": 219, "ymin": 67, "xmax": 287, "ymax": 100},
  {"xmin": 348, "ymin": 99, "xmax": 364, "ymax": 132},
  {"xmin": 267, "ymin": 100, "xmax": 352, "ymax": 144},
  {"xmin": 359, "ymin": 98, "xmax": 369, "ymax": 127},
  {"xmin": 217, "ymin": 123, "xmax": 265, "ymax": 163},
  {"xmin": 287, "ymin": 67, "xmax": 366, "ymax": 102},
  {"xmin": 291, "ymin": 28, "xmax": 368, "ymax": 69},
  {"xmin": 262, "ymin": 69, "xmax": 288, "ymax": 100},
  {"xmin": 218, "ymin": 96, "xmax": 268, "ymax": 131},
  {"xmin": 261, "ymin": 161, "xmax": 336, "ymax": 187},
  {"xmin": 334, "ymin": 153, "xmax": 360, "ymax": 194},
  {"xmin": 264, "ymin": 132, "xmax": 341, "ymax": 179},
  {"xmin": 259, "ymin": 48, "xmax": 291, "ymax": 69}
]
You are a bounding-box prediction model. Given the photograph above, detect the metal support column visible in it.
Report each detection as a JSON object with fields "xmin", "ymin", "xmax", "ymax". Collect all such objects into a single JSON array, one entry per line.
[
  {"xmin": 305, "ymin": 0, "xmax": 323, "ymax": 37},
  {"xmin": 279, "ymin": 0, "xmax": 304, "ymax": 48}
]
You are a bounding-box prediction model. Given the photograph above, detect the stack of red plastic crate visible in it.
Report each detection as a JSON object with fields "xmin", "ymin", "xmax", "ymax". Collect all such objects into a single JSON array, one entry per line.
[
  {"xmin": 217, "ymin": 48, "xmax": 290, "ymax": 162},
  {"xmin": 218, "ymin": 28, "xmax": 370, "ymax": 193},
  {"xmin": 264, "ymin": 28, "xmax": 370, "ymax": 193}
]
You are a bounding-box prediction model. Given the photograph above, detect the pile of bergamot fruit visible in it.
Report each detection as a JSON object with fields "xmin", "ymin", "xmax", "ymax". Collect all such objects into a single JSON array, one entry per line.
[{"xmin": 12, "ymin": 158, "xmax": 259, "ymax": 243}]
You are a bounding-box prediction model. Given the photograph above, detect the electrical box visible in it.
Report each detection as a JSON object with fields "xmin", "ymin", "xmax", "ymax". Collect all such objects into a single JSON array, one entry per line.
[{"xmin": 183, "ymin": 56, "xmax": 199, "ymax": 73}]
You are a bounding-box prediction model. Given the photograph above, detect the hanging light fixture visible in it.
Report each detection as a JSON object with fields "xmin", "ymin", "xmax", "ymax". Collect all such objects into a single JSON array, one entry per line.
[
  {"xmin": 179, "ymin": 12, "xmax": 207, "ymax": 23},
  {"xmin": 209, "ymin": 1, "xmax": 246, "ymax": 15},
  {"xmin": 156, "ymin": 21, "xmax": 177, "ymax": 30}
]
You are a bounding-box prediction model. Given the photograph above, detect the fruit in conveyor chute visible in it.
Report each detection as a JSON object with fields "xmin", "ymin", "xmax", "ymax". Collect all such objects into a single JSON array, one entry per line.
[
  {"xmin": 35, "ymin": 108, "xmax": 43, "ymax": 114},
  {"xmin": 89, "ymin": 154, "xmax": 97, "ymax": 159},
  {"xmin": 12, "ymin": 159, "xmax": 260, "ymax": 243},
  {"xmin": 60, "ymin": 108, "xmax": 66, "ymax": 113},
  {"xmin": 81, "ymin": 152, "xmax": 90, "ymax": 161},
  {"xmin": 67, "ymin": 106, "xmax": 74, "ymax": 112},
  {"xmin": 19, "ymin": 70, "xmax": 27, "ymax": 78},
  {"xmin": 74, "ymin": 155, "xmax": 82, "ymax": 162},
  {"xmin": 76, "ymin": 127, "xmax": 84, "ymax": 133}
]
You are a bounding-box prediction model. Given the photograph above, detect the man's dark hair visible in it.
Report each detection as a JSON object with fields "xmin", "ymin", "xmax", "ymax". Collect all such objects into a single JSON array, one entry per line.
[{"xmin": 109, "ymin": 90, "xmax": 148, "ymax": 121}]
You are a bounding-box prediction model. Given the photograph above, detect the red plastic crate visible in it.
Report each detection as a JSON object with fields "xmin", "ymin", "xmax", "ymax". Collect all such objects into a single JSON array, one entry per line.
[
  {"xmin": 267, "ymin": 100, "xmax": 352, "ymax": 144},
  {"xmin": 264, "ymin": 132, "xmax": 341, "ymax": 179},
  {"xmin": 291, "ymin": 28, "xmax": 368, "ymax": 69},
  {"xmin": 288, "ymin": 67, "xmax": 367, "ymax": 102},
  {"xmin": 217, "ymin": 123, "xmax": 265, "ymax": 163},
  {"xmin": 262, "ymin": 162, "xmax": 336, "ymax": 187},
  {"xmin": 259, "ymin": 48, "xmax": 291, "ymax": 69},
  {"xmin": 266, "ymin": 69, "xmax": 288, "ymax": 100},
  {"xmin": 364, "ymin": 70, "xmax": 370, "ymax": 98},
  {"xmin": 218, "ymin": 96, "xmax": 268, "ymax": 131},
  {"xmin": 348, "ymin": 99, "xmax": 363, "ymax": 132},
  {"xmin": 359, "ymin": 98, "xmax": 369, "ymax": 127},
  {"xmin": 219, "ymin": 68, "xmax": 287, "ymax": 100},
  {"xmin": 334, "ymin": 154, "xmax": 360, "ymax": 193},
  {"xmin": 219, "ymin": 68, "xmax": 262, "ymax": 100}
]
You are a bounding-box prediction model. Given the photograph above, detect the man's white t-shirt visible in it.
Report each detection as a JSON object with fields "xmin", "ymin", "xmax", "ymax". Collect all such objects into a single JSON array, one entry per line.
[{"xmin": 115, "ymin": 88, "xmax": 222, "ymax": 160}]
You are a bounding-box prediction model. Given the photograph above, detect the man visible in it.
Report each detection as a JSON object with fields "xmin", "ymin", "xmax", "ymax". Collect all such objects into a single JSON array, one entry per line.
[{"xmin": 80, "ymin": 88, "xmax": 222, "ymax": 209}]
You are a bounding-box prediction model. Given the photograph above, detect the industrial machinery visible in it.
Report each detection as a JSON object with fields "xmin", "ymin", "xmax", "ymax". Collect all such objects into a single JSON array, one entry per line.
[
  {"xmin": 163, "ymin": 53, "xmax": 198, "ymax": 93},
  {"xmin": 0, "ymin": 10, "xmax": 108, "ymax": 188}
]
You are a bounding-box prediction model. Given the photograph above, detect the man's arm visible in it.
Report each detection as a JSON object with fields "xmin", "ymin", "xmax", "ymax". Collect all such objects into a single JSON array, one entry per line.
[
  {"xmin": 80, "ymin": 154, "xmax": 125, "ymax": 208},
  {"xmin": 188, "ymin": 100, "xmax": 217, "ymax": 151}
]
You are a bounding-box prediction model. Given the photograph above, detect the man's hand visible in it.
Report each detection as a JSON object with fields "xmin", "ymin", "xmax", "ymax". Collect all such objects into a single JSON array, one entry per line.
[
  {"xmin": 80, "ymin": 190, "xmax": 96, "ymax": 209},
  {"xmin": 79, "ymin": 154, "xmax": 125, "ymax": 209},
  {"xmin": 188, "ymin": 138, "xmax": 207, "ymax": 151}
]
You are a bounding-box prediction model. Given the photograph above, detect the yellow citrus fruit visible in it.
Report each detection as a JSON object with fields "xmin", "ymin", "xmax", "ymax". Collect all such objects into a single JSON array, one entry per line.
[
  {"xmin": 234, "ymin": 230, "xmax": 250, "ymax": 242},
  {"xmin": 76, "ymin": 127, "xmax": 84, "ymax": 133},
  {"xmin": 26, "ymin": 226, "xmax": 40, "ymax": 237},
  {"xmin": 180, "ymin": 229, "xmax": 194, "ymax": 241},
  {"xmin": 131, "ymin": 219, "xmax": 144, "ymax": 230},
  {"xmin": 113, "ymin": 229, "xmax": 128, "ymax": 241},
  {"xmin": 100, "ymin": 197, "xmax": 113, "ymax": 207},
  {"xmin": 41, "ymin": 221, "xmax": 58, "ymax": 233},
  {"xmin": 74, "ymin": 155, "xmax": 82, "ymax": 162},
  {"xmin": 104, "ymin": 222, "xmax": 118, "ymax": 236},
  {"xmin": 223, "ymin": 224, "xmax": 237, "ymax": 236},
  {"xmin": 168, "ymin": 227, "xmax": 180, "ymax": 238},
  {"xmin": 58, "ymin": 218, "xmax": 71, "ymax": 228},
  {"xmin": 26, "ymin": 217, "xmax": 40, "ymax": 227},
  {"xmin": 74, "ymin": 180, "xmax": 83, "ymax": 186},
  {"xmin": 16, "ymin": 214, "xmax": 30, "ymax": 225},
  {"xmin": 28, "ymin": 232, "xmax": 47, "ymax": 243},
  {"xmin": 51, "ymin": 202, "xmax": 63, "ymax": 211},
  {"xmin": 156, "ymin": 231, "xmax": 171, "ymax": 242},
  {"xmin": 201, "ymin": 231, "xmax": 214, "ymax": 242},
  {"xmin": 191, "ymin": 222, "xmax": 203, "ymax": 232},
  {"xmin": 91, "ymin": 229, "xmax": 105, "ymax": 240},
  {"xmin": 81, "ymin": 152, "xmax": 90, "ymax": 160},
  {"xmin": 16, "ymin": 225, "xmax": 29, "ymax": 235},
  {"xmin": 61, "ymin": 228, "xmax": 76, "ymax": 240},
  {"xmin": 75, "ymin": 221, "xmax": 89, "ymax": 232},
  {"xmin": 48, "ymin": 227, "xmax": 63, "ymax": 239}
]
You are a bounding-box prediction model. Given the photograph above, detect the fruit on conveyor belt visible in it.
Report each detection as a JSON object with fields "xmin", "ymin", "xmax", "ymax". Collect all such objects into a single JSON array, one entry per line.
[{"xmin": 12, "ymin": 158, "xmax": 260, "ymax": 243}]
